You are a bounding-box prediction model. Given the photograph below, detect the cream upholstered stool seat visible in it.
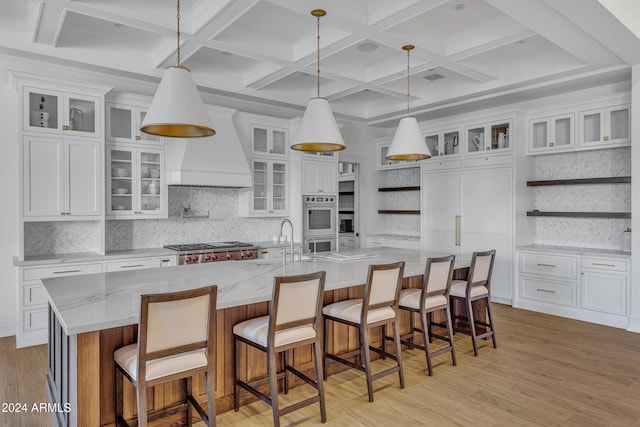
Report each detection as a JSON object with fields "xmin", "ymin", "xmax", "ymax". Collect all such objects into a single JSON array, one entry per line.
[
  {"xmin": 114, "ymin": 285, "xmax": 217, "ymax": 427},
  {"xmin": 450, "ymin": 250, "xmax": 497, "ymax": 356},
  {"xmin": 233, "ymin": 271, "xmax": 327, "ymax": 427},
  {"xmin": 398, "ymin": 255, "xmax": 457, "ymax": 376},
  {"xmin": 322, "ymin": 261, "xmax": 405, "ymax": 403}
]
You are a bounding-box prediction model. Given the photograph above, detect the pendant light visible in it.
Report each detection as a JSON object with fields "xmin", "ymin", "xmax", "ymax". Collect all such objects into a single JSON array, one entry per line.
[
  {"xmin": 291, "ymin": 9, "xmax": 345, "ymax": 152},
  {"xmin": 386, "ymin": 45, "xmax": 431, "ymax": 160},
  {"xmin": 140, "ymin": 0, "xmax": 214, "ymax": 138}
]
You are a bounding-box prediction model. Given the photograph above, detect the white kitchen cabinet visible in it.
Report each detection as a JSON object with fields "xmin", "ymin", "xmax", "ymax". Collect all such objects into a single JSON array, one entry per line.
[
  {"xmin": 23, "ymin": 136, "xmax": 101, "ymax": 219},
  {"xmin": 302, "ymin": 158, "xmax": 337, "ymax": 194},
  {"xmin": 366, "ymin": 236, "xmax": 420, "ymax": 250},
  {"xmin": 106, "ymin": 102, "xmax": 162, "ymax": 145},
  {"xmin": 23, "ymin": 86, "xmax": 102, "ymax": 138},
  {"xmin": 516, "ymin": 249, "xmax": 630, "ymax": 328},
  {"xmin": 376, "ymin": 140, "xmax": 420, "ymax": 170},
  {"xmin": 17, "ymin": 262, "xmax": 104, "ymax": 348},
  {"xmin": 465, "ymin": 119, "xmax": 511, "ymax": 155},
  {"xmin": 421, "ymin": 166, "xmax": 513, "ymax": 303},
  {"xmin": 424, "ymin": 128, "xmax": 462, "ymax": 158},
  {"xmin": 107, "ymin": 145, "xmax": 167, "ymax": 219},
  {"xmin": 339, "ymin": 233, "xmax": 357, "ymax": 249},
  {"xmin": 578, "ymin": 104, "xmax": 629, "ymax": 147},
  {"xmin": 251, "ymin": 124, "xmax": 288, "ymax": 157},
  {"xmin": 240, "ymin": 158, "xmax": 289, "ymax": 216},
  {"xmin": 528, "ymin": 113, "xmax": 574, "ymax": 153}
]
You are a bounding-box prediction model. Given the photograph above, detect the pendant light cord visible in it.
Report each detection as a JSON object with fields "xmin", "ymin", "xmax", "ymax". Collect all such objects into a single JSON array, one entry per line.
[
  {"xmin": 316, "ymin": 12, "xmax": 320, "ymax": 98},
  {"xmin": 176, "ymin": 0, "xmax": 181, "ymax": 67},
  {"xmin": 406, "ymin": 47, "xmax": 410, "ymax": 117}
]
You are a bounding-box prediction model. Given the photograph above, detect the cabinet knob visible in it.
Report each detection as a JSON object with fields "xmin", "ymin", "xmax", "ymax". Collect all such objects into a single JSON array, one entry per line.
[
  {"xmin": 581, "ymin": 272, "xmax": 584, "ymax": 275},
  {"xmin": 485, "ymin": 147, "xmax": 490, "ymax": 151},
  {"xmin": 136, "ymin": 135, "xmax": 141, "ymax": 140},
  {"xmin": 603, "ymin": 136, "xmax": 609, "ymax": 141},
  {"xmin": 63, "ymin": 125, "xmax": 69, "ymax": 131}
]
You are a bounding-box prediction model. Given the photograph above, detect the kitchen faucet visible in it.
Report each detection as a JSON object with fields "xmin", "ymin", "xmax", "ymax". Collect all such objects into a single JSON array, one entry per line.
[
  {"xmin": 279, "ymin": 218, "xmax": 294, "ymax": 264},
  {"xmin": 304, "ymin": 236, "xmax": 317, "ymax": 260}
]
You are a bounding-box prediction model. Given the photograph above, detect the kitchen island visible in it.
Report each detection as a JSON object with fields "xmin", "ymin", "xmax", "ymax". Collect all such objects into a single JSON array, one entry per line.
[{"xmin": 42, "ymin": 247, "xmax": 471, "ymax": 426}]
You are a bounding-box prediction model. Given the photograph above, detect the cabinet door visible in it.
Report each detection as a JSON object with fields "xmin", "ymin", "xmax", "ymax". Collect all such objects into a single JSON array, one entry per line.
[
  {"xmin": 579, "ymin": 108, "xmax": 605, "ymax": 145},
  {"xmin": 271, "ymin": 128, "xmax": 287, "ymax": 155},
  {"xmin": 580, "ymin": 105, "xmax": 629, "ymax": 147},
  {"xmin": 63, "ymin": 93, "xmax": 101, "ymax": 138},
  {"xmin": 252, "ymin": 159, "xmax": 269, "ymax": 212},
  {"xmin": 581, "ymin": 271, "xmax": 627, "ymax": 315},
  {"xmin": 319, "ymin": 161, "xmax": 337, "ymax": 193},
  {"xmin": 271, "ymin": 161, "xmax": 288, "ymax": 213},
  {"xmin": 137, "ymin": 109, "xmax": 162, "ymax": 144},
  {"xmin": 66, "ymin": 140, "xmax": 101, "ymax": 216},
  {"xmin": 466, "ymin": 121, "xmax": 510, "ymax": 154},
  {"xmin": 302, "ymin": 161, "xmax": 320, "ymax": 193},
  {"xmin": 107, "ymin": 103, "xmax": 134, "ymax": 141},
  {"xmin": 138, "ymin": 149, "xmax": 165, "ymax": 216},
  {"xmin": 107, "ymin": 147, "xmax": 135, "ymax": 215},
  {"xmin": 24, "ymin": 87, "xmax": 64, "ymax": 134},
  {"xmin": 551, "ymin": 115, "xmax": 574, "ymax": 149},
  {"xmin": 529, "ymin": 118, "xmax": 549, "ymax": 151},
  {"xmin": 23, "ymin": 137, "xmax": 64, "ymax": 217},
  {"xmin": 605, "ymin": 105, "xmax": 630, "ymax": 144},
  {"xmin": 251, "ymin": 125, "xmax": 287, "ymax": 156},
  {"xmin": 421, "ymin": 171, "xmax": 460, "ymax": 253}
]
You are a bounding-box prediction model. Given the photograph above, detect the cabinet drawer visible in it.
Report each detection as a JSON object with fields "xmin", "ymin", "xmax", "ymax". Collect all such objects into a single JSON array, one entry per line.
[
  {"xmin": 106, "ymin": 259, "xmax": 154, "ymax": 272},
  {"xmin": 421, "ymin": 159, "xmax": 462, "ymax": 172},
  {"xmin": 23, "ymin": 262, "xmax": 104, "ymax": 281},
  {"xmin": 581, "ymin": 257, "xmax": 627, "ymax": 272},
  {"xmin": 23, "ymin": 308, "xmax": 48, "ymax": 332},
  {"xmin": 521, "ymin": 277, "xmax": 576, "ymax": 307},
  {"xmin": 464, "ymin": 154, "xmax": 512, "ymax": 168},
  {"xmin": 23, "ymin": 284, "xmax": 48, "ymax": 306},
  {"xmin": 520, "ymin": 253, "xmax": 577, "ymax": 279}
]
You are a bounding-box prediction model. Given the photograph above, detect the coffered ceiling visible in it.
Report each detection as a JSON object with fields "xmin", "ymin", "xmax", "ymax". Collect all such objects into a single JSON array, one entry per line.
[{"xmin": 1, "ymin": 0, "xmax": 639, "ymax": 126}]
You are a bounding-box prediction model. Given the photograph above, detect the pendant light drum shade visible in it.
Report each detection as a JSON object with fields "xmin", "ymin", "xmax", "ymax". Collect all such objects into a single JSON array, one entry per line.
[
  {"xmin": 385, "ymin": 116, "xmax": 430, "ymax": 160},
  {"xmin": 291, "ymin": 97, "xmax": 345, "ymax": 151},
  {"xmin": 140, "ymin": 66, "xmax": 215, "ymax": 138}
]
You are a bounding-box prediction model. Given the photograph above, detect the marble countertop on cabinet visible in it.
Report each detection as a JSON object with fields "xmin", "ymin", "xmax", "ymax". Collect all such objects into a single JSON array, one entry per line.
[
  {"xmin": 42, "ymin": 247, "xmax": 470, "ymax": 336},
  {"xmin": 367, "ymin": 234, "xmax": 420, "ymax": 241},
  {"xmin": 13, "ymin": 248, "xmax": 177, "ymax": 267},
  {"xmin": 253, "ymin": 241, "xmax": 302, "ymax": 248},
  {"xmin": 517, "ymin": 244, "xmax": 630, "ymax": 259}
]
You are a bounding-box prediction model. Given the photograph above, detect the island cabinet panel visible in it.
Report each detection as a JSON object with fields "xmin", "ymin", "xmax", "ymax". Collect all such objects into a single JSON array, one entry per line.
[{"xmin": 60, "ymin": 273, "xmax": 478, "ymax": 426}]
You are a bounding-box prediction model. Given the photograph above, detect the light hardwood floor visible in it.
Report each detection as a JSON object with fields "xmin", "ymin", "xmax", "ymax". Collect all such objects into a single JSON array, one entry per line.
[{"xmin": 2, "ymin": 304, "xmax": 640, "ymax": 426}]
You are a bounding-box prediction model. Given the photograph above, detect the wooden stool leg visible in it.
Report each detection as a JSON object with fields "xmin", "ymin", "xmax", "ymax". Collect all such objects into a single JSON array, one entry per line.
[
  {"xmin": 186, "ymin": 376, "xmax": 193, "ymax": 427},
  {"xmin": 392, "ymin": 319, "xmax": 405, "ymax": 389},
  {"xmin": 408, "ymin": 311, "xmax": 415, "ymax": 349},
  {"xmin": 268, "ymin": 349, "xmax": 281, "ymax": 427},
  {"xmin": 206, "ymin": 368, "xmax": 216, "ymax": 427},
  {"xmin": 445, "ymin": 305, "xmax": 457, "ymax": 366},
  {"xmin": 234, "ymin": 338, "xmax": 240, "ymax": 412},
  {"xmin": 428, "ymin": 312, "xmax": 433, "ymax": 343},
  {"xmin": 137, "ymin": 385, "xmax": 148, "ymax": 427},
  {"xmin": 313, "ymin": 340, "xmax": 327, "ymax": 423},
  {"xmin": 323, "ymin": 317, "xmax": 329, "ymax": 381},
  {"xmin": 419, "ymin": 310, "xmax": 433, "ymax": 376},
  {"xmin": 467, "ymin": 298, "xmax": 478, "ymax": 356},
  {"xmin": 283, "ymin": 350, "xmax": 289, "ymax": 394},
  {"xmin": 380, "ymin": 324, "xmax": 386, "ymax": 359},
  {"xmin": 360, "ymin": 324, "xmax": 374, "ymax": 402},
  {"xmin": 487, "ymin": 299, "xmax": 497, "ymax": 348}
]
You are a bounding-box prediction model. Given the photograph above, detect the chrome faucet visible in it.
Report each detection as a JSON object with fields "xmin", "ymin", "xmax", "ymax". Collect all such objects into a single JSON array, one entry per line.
[
  {"xmin": 304, "ymin": 236, "xmax": 317, "ymax": 260},
  {"xmin": 279, "ymin": 218, "xmax": 294, "ymax": 264}
]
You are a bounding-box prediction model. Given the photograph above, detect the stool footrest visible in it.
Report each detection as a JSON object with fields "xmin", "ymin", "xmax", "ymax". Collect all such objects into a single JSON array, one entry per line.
[
  {"xmin": 325, "ymin": 352, "xmax": 365, "ymax": 373},
  {"xmin": 280, "ymin": 395, "xmax": 322, "ymax": 416},
  {"xmin": 370, "ymin": 365, "xmax": 400, "ymax": 381}
]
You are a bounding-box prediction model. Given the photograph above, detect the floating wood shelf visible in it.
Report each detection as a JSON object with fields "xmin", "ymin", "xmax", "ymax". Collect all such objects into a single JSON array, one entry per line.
[
  {"xmin": 527, "ymin": 177, "xmax": 631, "ymax": 186},
  {"xmin": 378, "ymin": 210, "xmax": 420, "ymax": 215},
  {"xmin": 378, "ymin": 186, "xmax": 420, "ymax": 192},
  {"xmin": 339, "ymin": 191, "xmax": 355, "ymax": 196},
  {"xmin": 527, "ymin": 211, "xmax": 631, "ymax": 219},
  {"xmin": 339, "ymin": 210, "xmax": 355, "ymax": 214}
]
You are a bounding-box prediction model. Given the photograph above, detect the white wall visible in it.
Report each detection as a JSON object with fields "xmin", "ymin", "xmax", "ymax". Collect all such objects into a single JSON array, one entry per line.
[
  {"xmin": 0, "ymin": 61, "xmax": 20, "ymax": 337},
  {"xmin": 629, "ymin": 65, "xmax": 640, "ymax": 332}
]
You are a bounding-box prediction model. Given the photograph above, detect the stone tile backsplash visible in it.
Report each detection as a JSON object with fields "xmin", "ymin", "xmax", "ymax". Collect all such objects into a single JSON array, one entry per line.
[
  {"xmin": 24, "ymin": 221, "xmax": 101, "ymax": 255},
  {"xmin": 381, "ymin": 168, "xmax": 420, "ymax": 236},
  {"xmin": 532, "ymin": 147, "xmax": 631, "ymax": 249}
]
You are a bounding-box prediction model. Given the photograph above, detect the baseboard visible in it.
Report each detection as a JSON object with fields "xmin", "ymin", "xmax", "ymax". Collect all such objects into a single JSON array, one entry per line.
[
  {"xmin": 514, "ymin": 298, "xmax": 630, "ymax": 329},
  {"xmin": 0, "ymin": 320, "xmax": 16, "ymax": 338},
  {"xmin": 626, "ymin": 315, "xmax": 640, "ymax": 333},
  {"xmin": 491, "ymin": 296, "xmax": 512, "ymax": 306}
]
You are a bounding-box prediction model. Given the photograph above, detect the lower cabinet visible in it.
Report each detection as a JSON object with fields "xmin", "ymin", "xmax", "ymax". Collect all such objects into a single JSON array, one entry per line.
[
  {"xmin": 366, "ymin": 236, "xmax": 420, "ymax": 250},
  {"xmin": 516, "ymin": 249, "xmax": 629, "ymax": 328}
]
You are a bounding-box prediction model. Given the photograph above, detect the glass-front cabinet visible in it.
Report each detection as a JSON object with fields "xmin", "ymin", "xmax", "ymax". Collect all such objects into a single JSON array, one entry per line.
[
  {"xmin": 251, "ymin": 125, "xmax": 288, "ymax": 157},
  {"xmin": 24, "ymin": 87, "xmax": 101, "ymax": 138},
  {"xmin": 424, "ymin": 128, "xmax": 461, "ymax": 158},
  {"xmin": 106, "ymin": 103, "xmax": 162, "ymax": 145},
  {"xmin": 465, "ymin": 120, "xmax": 511, "ymax": 155},
  {"xmin": 250, "ymin": 159, "xmax": 288, "ymax": 215},
  {"xmin": 579, "ymin": 104, "xmax": 630, "ymax": 147},
  {"xmin": 528, "ymin": 114, "xmax": 574, "ymax": 153},
  {"xmin": 107, "ymin": 145, "xmax": 166, "ymax": 219},
  {"xmin": 376, "ymin": 140, "xmax": 420, "ymax": 170}
]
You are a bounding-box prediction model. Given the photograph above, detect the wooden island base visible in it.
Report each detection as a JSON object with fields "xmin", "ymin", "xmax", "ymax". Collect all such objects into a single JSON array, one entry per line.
[{"xmin": 49, "ymin": 271, "xmax": 482, "ymax": 426}]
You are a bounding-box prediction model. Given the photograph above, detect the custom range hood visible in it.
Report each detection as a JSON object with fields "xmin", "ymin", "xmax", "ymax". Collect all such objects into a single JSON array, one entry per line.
[{"xmin": 164, "ymin": 107, "xmax": 252, "ymax": 187}]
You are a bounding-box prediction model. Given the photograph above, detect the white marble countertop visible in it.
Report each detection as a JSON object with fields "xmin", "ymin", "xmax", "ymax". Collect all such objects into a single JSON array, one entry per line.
[
  {"xmin": 42, "ymin": 247, "xmax": 470, "ymax": 336},
  {"xmin": 13, "ymin": 248, "xmax": 177, "ymax": 267},
  {"xmin": 517, "ymin": 244, "xmax": 630, "ymax": 258},
  {"xmin": 367, "ymin": 234, "xmax": 420, "ymax": 241}
]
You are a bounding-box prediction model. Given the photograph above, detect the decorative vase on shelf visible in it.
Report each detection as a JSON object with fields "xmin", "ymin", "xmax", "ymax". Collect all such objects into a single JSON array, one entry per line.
[{"xmin": 497, "ymin": 132, "xmax": 507, "ymax": 149}]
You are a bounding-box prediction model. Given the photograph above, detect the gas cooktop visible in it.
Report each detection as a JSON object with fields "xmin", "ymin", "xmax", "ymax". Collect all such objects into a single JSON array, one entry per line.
[{"xmin": 164, "ymin": 242, "xmax": 255, "ymax": 252}]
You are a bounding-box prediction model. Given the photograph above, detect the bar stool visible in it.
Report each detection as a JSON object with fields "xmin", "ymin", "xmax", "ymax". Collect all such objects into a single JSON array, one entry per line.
[
  {"xmin": 398, "ymin": 255, "xmax": 456, "ymax": 376},
  {"xmin": 322, "ymin": 261, "xmax": 405, "ymax": 402},
  {"xmin": 450, "ymin": 250, "xmax": 497, "ymax": 356},
  {"xmin": 114, "ymin": 285, "xmax": 217, "ymax": 427},
  {"xmin": 233, "ymin": 271, "xmax": 326, "ymax": 427}
]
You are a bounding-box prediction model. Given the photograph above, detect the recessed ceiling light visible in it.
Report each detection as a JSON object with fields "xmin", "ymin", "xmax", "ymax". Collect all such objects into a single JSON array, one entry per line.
[
  {"xmin": 221, "ymin": 51, "xmax": 232, "ymax": 56},
  {"xmin": 452, "ymin": 3, "xmax": 466, "ymax": 11},
  {"xmin": 113, "ymin": 23, "xmax": 126, "ymax": 28},
  {"xmin": 515, "ymin": 40, "xmax": 526, "ymax": 45},
  {"xmin": 357, "ymin": 42, "xmax": 379, "ymax": 52},
  {"xmin": 424, "ymin": 73, "xmax": 445, "ymax": 81}
]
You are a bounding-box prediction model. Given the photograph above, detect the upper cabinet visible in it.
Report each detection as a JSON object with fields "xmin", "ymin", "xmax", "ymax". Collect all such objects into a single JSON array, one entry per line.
[
  {"xmin": 424, "ymin": 128, "xmax": 462, "ymax": 158},
  {"xmin": 251, "ymin": 124, "xmax": 288, "ymax": 157},
  {"xmin": 302, "ymin": 158, "xmax": 337, "ymax": 194},
  {"xmin": 578, "ymin": 104, "xmax": 630, "ymax": 147},
  {"xmin": 528, "ymin": 113, "xmax": 575, "ymax": 153},
  {"xmin": 106, "ymin": 102, "xmax": 162, "ymax": 145},
  {"xmin": 23, "ymin": 87, "xmax": 102, "ymax": 139},
  {"xmin": 465, "ymin": 120, "xmax": 511, "ymax": 155},
  {"xmin": 376, "ymin": 140, "xmax": 419, "ymax": 170}
]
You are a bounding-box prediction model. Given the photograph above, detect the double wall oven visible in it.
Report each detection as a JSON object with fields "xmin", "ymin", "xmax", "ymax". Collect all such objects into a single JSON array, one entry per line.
[{"xmin": 303, "ymin": 195, "xmax": 336, "ymax": 252}]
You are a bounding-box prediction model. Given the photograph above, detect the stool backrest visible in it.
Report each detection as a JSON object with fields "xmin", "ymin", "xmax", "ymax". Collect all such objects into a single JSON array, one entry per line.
[
  {"xmin": 139, "ymin": 286, "xmax": 217, "ymax": 364},
  {"xmin": 364, "ymin": 261, "xmax": 405, "ymax": 312},
  {"xmin": 468, "ymin": 250, "xmax": 496, "ymax": 292},
  {"xmin": 270, "ymin": 271, "xmax": 326, "ymax": 332},
  {"xmin": 423, "ymin": 255, "xmax": 455, "ymax": 300}
]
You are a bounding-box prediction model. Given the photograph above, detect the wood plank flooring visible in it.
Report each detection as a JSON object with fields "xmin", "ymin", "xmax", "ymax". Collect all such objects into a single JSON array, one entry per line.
[{"xmin": 2, "ymin": 304, "xmax": 640, "ymax": 426}]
